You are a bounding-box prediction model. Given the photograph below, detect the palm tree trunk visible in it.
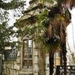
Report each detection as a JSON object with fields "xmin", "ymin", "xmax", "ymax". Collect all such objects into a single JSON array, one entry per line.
[
  {"xmin": 61, "ymin": 43, "xmax": 67, "ymax": 75},
  {"xmin": 60, "ymin": 51, "xmax": 63, "ymax": 65},
  {"xmin": 49, "ymin": 51, "xmax": 54, "ymax": 75}
]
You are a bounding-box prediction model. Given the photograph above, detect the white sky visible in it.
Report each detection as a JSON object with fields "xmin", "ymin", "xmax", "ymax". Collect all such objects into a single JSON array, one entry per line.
[
  {"xmin": 7, "ymin": 0, "xmax": 30, "ymax": 27},
  {"xmin": 67, "ymin": 7, "xmax": 75, "ymax": 53},
  {"xmin": 2, "ymin": 0, "xmax": 12, "ymax": 3},
  {"xmin": 66, "ymin": 7, "xmax": 75, "ymax": 65}
]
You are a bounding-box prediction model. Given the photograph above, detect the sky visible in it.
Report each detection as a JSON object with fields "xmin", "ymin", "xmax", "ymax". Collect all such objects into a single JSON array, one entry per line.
[
  {"xmin": 6, "ymin": 0, "xmax": 30, "ymax": 26},
  {"xmin": 2, "ymin": 0, "xmax": 12, "ymax": 3},
  {"xmin": 67, "ymin": 7, "xmax": 75, "ymax": 53},
  {"xmin": 66, "ymin": 7, "xmax": 75, "ymax": 64}
]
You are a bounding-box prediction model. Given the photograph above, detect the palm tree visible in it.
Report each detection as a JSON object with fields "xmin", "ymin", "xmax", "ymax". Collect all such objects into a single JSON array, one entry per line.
[
  {"xmin": 64, "ymin": 0, "xmax": 75, "ymax": 9},
  {"xmin": 45, "ymin": 0, "xmax": 72, "ymax": 74}
]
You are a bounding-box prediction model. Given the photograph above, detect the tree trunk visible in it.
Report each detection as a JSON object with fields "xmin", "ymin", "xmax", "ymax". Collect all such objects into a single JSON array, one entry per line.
[
  {"xmin": 61, "ymin": 43, "xmax": 67, "ymax": 75},
  {"xmin": 49, "ymin": 51, "xmax": 54, "ymax": 75},
  {"xmin": 60, "ymin": 51, "xmax": 63, "ymax": 65}
]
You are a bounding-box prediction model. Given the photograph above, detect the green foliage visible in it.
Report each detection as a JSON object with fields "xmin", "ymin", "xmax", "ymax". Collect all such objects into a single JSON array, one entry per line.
[
  {"xmin": 0, "ymin": 22, "xmax": 18, "ymax": 53},
  {"xmin": 37, "ymin": 9, "xmax": 49, "ymax": 22},
  {"xmin": 0, "ymin": 0, "xmax": 25, "ymax": 9},
  {"xmin": 56, "ymin": 0, "xmax": 65, "ymax": 3},
  {"xmin": 0, "ymin": 22, "xmax": 8, "ymax": 52}
]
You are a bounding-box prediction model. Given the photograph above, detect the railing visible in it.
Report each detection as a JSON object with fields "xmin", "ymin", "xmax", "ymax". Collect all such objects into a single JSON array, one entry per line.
[{"xmin": 56, "ymin": 65, "xmax": 75, "ymax": 75}]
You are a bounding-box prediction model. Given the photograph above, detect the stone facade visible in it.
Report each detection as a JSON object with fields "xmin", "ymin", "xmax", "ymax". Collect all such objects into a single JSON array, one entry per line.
[{"xmin": 2, "ymin": 40, "xmax": 50, "ymax": 75}]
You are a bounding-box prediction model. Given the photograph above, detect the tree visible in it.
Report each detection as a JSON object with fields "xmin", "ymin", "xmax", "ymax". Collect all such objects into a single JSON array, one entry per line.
[
  {"xmin": 64, "ymin": 0, "xmax": 75, "ymax": 9},
  {"xmin": 0, "ymin": 0, "xmax": 26, "ymax": 54},
  {"xmin": 0, "ymin": 0, "xmax": 27, "ymax": 23},
  {"xmin": 0, "ymin": 0, "xmax": 25, "ymax": 10},
  {"xmin": 0, "ymin": 22, "xmax": 16, "ymax": 53}
]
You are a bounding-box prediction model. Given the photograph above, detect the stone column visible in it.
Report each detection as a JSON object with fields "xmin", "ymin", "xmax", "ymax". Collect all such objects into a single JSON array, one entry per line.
[
  {"xmin": 45, "ymin": 54, "xmax": 49, "ymax": 75},
  {"xmin": 33, "ymin": 42, "xmax": 39, "ymax": 75}
]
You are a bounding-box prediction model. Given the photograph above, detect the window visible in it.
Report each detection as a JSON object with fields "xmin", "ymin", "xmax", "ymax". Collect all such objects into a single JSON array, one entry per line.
[
  {"xmin": 54, "ymin": 52, "xmax": 60, "ymax": 66},
  {"xmin": 54, "ymin": 52, "xmax": 60, "ymax": 58},
  {"xmin": 23, "ymin": 39, "xmax": 33, "ymax": 68}
]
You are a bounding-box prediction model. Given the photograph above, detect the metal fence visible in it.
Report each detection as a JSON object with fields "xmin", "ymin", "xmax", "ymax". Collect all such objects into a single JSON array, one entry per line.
[{"xmin": 56, "ymin": 66, "xmax": 75, "ymax": 75}]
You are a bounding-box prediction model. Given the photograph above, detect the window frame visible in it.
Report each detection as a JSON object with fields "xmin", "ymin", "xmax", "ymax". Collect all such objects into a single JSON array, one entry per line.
[{"xmin": 22, "ymin": 39, "xmax": 33, "ymax": 69}]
